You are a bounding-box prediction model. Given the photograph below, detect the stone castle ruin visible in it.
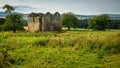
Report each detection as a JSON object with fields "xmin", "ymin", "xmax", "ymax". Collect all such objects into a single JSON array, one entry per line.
[{"xmin": 28, "ymin": 12, "xmax": 62, "ymax": 32}]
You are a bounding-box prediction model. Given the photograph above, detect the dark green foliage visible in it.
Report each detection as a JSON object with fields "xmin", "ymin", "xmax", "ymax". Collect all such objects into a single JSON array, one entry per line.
[
  {"xmin": 111, "ymin": 20, "xmax": 120, "ymax": 29},
  {"xmin": 79, "ymin": 19, "xmax": 88, "ymax": 29},
  {"xmin": 33, "ymin": 39, "xmax": 49, "ymax": 47},
  {"xmin": 22, "ymin": 19, "xmax": 27, "ymax": 26},
  {"xmin": 1, "ymin": 14, "xmax": 24, "ymax": 33},
  {"xmin": 0, "ymin": 18, "xmax": 6, "ymax": 31},
  {"xmin": 0, "ymin": 18, "xmax": 6, "ymax": 25},
  {"xmin": 62, "ymin": 12, "xmax": 79, "ymax": 30},
  {"xmin": 88, "ymin": 14, "xmax": 112, "ymax": 31}
]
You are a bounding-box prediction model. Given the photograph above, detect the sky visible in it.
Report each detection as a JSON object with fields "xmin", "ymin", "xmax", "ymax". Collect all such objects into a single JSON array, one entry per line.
[{"xmin": 0, "ymin": 0, "xmax": 120, "ymax": 15}]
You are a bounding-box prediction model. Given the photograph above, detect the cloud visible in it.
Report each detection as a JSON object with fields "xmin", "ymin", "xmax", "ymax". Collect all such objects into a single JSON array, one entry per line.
[
  {"xmin": 14, "ymin": 6, "xmax": 38, "ymax": 10},
  {"xmin": 0, "ymin": 6, "xmax": 4, "ymax": 11},
  {"xmin": 13, "ymin": 5, "xmax": 40, "ymax": 13},
  {"xmin": 0, "ymin": 0, "xmax": 120, "ymax": 14}
]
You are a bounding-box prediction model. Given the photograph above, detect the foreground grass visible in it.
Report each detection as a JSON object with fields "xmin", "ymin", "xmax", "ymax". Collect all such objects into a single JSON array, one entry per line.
[{"xmin": 0, "ymin": 29, "xmax": 120, "ymax": 68}]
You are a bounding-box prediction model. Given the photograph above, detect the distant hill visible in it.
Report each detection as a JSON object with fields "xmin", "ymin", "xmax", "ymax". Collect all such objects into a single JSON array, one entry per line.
[
  {"xmin": 75, "ymin": 14, "xmax": 95, "ymax": 19},
  {"xmin": 0, "ymin": 11, "xmax": 120, "ymax": 20},
  {"xmin": 0, "ymin": 12, "xmax": 7, "ymax": 18},
  {"xmin": 76, "ymin": 14, "xmax": 120, "ymax": 20},
  {"xmin": 107, "ymin": 14, "xmax": 120, "ymax": 20},
  {"xmin": 0, "ymin": 11, "xmax": 22, "ymax": 16},
  {"xmin": 0, "ymin": 11, "xmax": 28, "ymax": 19}
]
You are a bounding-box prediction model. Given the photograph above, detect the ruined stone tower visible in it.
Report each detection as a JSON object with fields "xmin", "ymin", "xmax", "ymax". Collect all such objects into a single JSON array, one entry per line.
[
  {"xmin": 53, "ymin": 12, "xmax": 62, "ymax": 31},
  {"xmin": 28, "ymin": 13, "xmax": 40, "ymax": 32}
]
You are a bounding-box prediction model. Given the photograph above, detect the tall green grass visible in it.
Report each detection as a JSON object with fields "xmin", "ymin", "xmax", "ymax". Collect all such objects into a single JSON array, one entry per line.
[{"xmin": 0, "ymin": 29, "xmax": 120, "ymax": 68}]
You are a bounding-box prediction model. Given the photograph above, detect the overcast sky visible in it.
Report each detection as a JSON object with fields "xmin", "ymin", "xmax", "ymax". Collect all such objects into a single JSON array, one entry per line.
[{"xmin": 0, "ymin": 0, "xmax": 120, "ymax": 15}]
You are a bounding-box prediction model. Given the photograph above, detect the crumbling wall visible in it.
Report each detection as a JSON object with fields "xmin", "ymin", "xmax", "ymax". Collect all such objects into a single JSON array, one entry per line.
[
  {"xmin": 42, "ymin": 12, "xmax": 53, "ymax": 31},
  {"xmin": 28, "ymin": 17, "xmax": 40, "ymax": 32},
  {"xmin": 53, "ymin": 12, "xmax": 62, "ymax": 31}
]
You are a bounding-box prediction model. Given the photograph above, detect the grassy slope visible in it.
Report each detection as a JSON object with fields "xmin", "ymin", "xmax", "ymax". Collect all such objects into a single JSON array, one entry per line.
[{"xmin": 0, "ymin": 29, "xmax": 120, "ymax": 68}]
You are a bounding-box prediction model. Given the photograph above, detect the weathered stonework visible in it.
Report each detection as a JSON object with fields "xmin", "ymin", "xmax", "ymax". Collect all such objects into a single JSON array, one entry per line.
[
  {"xmin": 53, "ymin": 12, "xmax": 62, "ymax": 31},
  {"xmin": 28, "ymin": 12, "xmax": 62, "ymax": 32},
  {"xmin": 28, "ymin": 17, "xmax": 40, "ymax": 32}
]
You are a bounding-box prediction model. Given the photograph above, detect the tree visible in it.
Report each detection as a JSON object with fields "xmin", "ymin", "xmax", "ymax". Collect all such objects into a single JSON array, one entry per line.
[
  {"xmin": 2, "ymin": 14, "xmax": 24, "ymax": 33},
  {"xmin": 88, "ymin": 14, "xmax": 111, "ymax": 31},
  {"xmin": 111, "ymin": 20, "xmax": 120, "ymax": 29},
  {"xmin": 0, "ymin": 18, "xmax": 6, "ymax": 30},
  {"xmin": 3, "ymin": 4, "xmax": 15, "ymax": 15},
  {"xmin": 0, "ymin": 18, "xmax": 6, "ymax": 25},
  {"xmin": 2, "ymin": 4, "xmax": 23, "ymax": 33},
  {"xmin": 62, "ymin": 12, "xmax": 79, "ymax": 30},
  {"xmin": 79, "ymin": 19, "xmax": 88, "ymax": 29}
]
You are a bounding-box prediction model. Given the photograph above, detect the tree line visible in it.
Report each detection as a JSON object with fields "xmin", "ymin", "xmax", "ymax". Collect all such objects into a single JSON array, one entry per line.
[{"xmin": 62, "ymin": 13, "xmax": 120, "ymax": 30}]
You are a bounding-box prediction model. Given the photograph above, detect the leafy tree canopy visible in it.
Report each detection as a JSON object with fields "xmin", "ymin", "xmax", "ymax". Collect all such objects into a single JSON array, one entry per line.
[
  {"xmin": 2, "ymin": 14, "xmax": 24, "ymax": 33},
  {"xmin": 0, "ymin": 18, "xmax": 6, "ymax": 25},
  {"xmin": 62, "ymin": 12, "xmax": 79, "ymax": 30},
  {"xmin": 88, "ymin": 14, "xmax": 112, "ymax": 31},
  {"xmin": 3, "ymin": 4, "xmax": 15, "ymax": 15}
]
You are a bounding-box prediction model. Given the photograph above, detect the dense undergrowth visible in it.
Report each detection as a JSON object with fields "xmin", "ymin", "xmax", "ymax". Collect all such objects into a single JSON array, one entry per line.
[{"xmin": 0, "ymin": 29, "xmax": 120, "ymax": 68}]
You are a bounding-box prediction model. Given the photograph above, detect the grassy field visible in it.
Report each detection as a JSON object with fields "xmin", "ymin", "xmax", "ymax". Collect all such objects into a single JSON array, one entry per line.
[{"xmin": 0, "ymin": 29, "xmax": 120, "ymax": 68}]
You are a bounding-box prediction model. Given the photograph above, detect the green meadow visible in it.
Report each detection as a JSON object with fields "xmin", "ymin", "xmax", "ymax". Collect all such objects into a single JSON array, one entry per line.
[{"xmin": 0, "ymin": 29, "xmax": 120, "ymax": 68}]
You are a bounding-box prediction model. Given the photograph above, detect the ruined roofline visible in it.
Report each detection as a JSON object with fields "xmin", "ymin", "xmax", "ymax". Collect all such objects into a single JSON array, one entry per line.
[
  {"xmin": 54, "ymin": 12, "xmax": 61, "ymax": 16},
  {"xmin": 28, "ymin": 12, "xmax": 38, "ymax": 17},
  {"xmin": 28, "ymin": 12, "xmax": 61, "ymax": 17}
]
